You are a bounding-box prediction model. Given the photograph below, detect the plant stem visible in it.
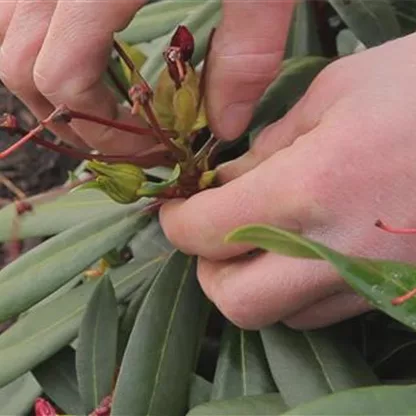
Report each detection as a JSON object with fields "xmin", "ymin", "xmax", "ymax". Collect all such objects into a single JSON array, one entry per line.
[
  {"xmin": 375, "ymin": 219, "xmax": 416, "ymax": 234},
  {"xmin": 54, "ymin": 105, "xmax": 156, "ymax": 136},
  {"xmin": 392, "ymin": 288, "xmax": 416, "ymax": 305}
]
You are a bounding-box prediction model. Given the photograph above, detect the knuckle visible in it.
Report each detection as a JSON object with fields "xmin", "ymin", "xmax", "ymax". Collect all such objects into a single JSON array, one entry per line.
[{"xmin": 0, "ymin": 53, "xmax": 30, "ymax": 94}]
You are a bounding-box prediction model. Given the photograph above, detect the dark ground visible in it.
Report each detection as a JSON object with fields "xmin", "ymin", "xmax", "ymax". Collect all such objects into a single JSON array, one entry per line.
[{"xmin": 0, "ymin": 83, "xmax": 79, "ymax": 266}]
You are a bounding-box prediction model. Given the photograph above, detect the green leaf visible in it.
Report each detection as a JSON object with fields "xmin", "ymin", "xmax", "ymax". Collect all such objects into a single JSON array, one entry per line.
[
  {"xmin": 211, "ymin": 323, "xmax": 276, "ymax": 400},
  {"xmin": 111, "ymin": 251, "xmax": 207, "ymax": 415},
  {"xmin": 0, "ymin": 205, "xmax": 149, "ymax": 322},
  {"xmin": 249, "ymin": 57, "xmax": 331, "ymax": 139},
  {"xmin": 0, "ymin": 250, "xmax": 166, "ymax": 388},
  {"xmin": 392, "ymin": 0, "xmax": 416, "ymax": 35},
  {"xmin": 226, "ymin": 224, "xmax": 416, "ymax": 331},
  {"xmin": 141, "ymin": 0, "xmax": 221, "ymax": 87},
  {"xmin": 137, "ymin": 163, "xmax": 181, "ymax": 197},
  {"xmin": 285, "ymin": 1, "xmax": 322, "ymax": 58},
  {"xmin": 329, "ymin": 0, "xmax": 400, "ymax": 47},
  {"xmin": 260, "ymin": 324, "xmax": 378, "ymax": 408},
  {"xmin": 189, "ymin": 374, "xmax": 212, "ymax": 409},
  {"xmin": 76, "ymin": 276, "xmax": 118, "ymax": 412},
  {"xmin": 119, "ymin": 2, "xmax": 203, "ymax": 44},
  {"xmin": 187, "ymin": 393, "xmax": 288, "ymax": 415},
  {"xmin": 32, "ymin": 346, "xmax": 84, "ymax": 415},
  {"xmin": 0, "ymin": 373, "xmax": 41, "ymax": 415},
  {"xmin": 117, "ymin": 278, "xmax": 153, "ymax": 361},
  {"xmin": 0, "ymin": 189, "xmax": 124, "ymax": 241},
  {"xmin": 282, "ymin": 384, "xmax": 416, "ymax": 415}
]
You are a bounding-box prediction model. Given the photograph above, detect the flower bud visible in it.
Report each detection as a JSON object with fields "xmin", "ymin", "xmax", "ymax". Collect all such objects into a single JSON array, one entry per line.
[
  {"xmin": 86, "ymin": 161, "xmax": 145, "ymax": 204},
  {"xmin": 198, "ymin": 170, "xmax": 216, "ymax": 190},
  {"xmin": 170, "ymin": 25, "xmax": 194, "ymax": 62},
  {"xmin": 35, "ymin": 398, "xmax": 57, "ymax": 416},
  {"xmin": 173, "ymin": 84, "xmax": 198, "ymax": 137}
]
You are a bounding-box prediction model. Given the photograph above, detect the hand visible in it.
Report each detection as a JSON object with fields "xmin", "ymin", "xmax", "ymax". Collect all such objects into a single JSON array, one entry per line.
[
  {"xmin": 0, "ymin": 0, "xmax": 157, "ymax": 154},
  {"xmin": 160, "ymin": 30, "xmax": 416, "ymax": 329}
]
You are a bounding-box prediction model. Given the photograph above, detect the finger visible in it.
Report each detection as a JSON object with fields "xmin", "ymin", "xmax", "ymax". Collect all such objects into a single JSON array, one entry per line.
[
  {"xmin": 197, "ymin": 252, "xmax": 348, "ymax": 330},
  {"xmin": 160, "ymin": 140, "xmax": 311, "ymax": 260},
  {"xmin": 0, "ymin": 1, "xmax": 16, "ymax": 42},
  {"xmin": 218, "ymin": 94, "xmax": 318, "ymax": 183},
  {"xmin": 33, "ymin": 0, "xmax": 158, "ymax": 155},
  {"xmin": 0, "ymin": 0, "xmax": 85, "ymax": 148},
  {"xmin": 206, "ymin": 0, "xmax": 294, "ymax": 140},
  {"xmin": 282, "ymin": 292, "xmax": 372, "ymax": 330}
]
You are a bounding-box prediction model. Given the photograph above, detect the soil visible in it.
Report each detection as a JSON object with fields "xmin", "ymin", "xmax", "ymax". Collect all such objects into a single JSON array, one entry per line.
[{"xmin": 0, "ymin": 83, "xmax": 79, "ymax": 267}]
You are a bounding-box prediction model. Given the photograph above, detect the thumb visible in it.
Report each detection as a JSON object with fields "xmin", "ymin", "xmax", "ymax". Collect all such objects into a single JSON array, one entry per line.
[{"xmin": 206, "ymin": 0, "xmax": 294, "ymax": 140}]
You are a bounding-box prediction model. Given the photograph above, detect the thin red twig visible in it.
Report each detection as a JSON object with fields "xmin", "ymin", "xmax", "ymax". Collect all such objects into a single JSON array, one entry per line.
[{"xmin": 375, "ymin": 219, "xmax": 416, "ymax": 235}]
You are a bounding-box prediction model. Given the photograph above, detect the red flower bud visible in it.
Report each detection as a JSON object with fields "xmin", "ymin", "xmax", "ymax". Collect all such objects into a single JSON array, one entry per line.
[
  {"xmin": 170, "ymin": 25, "xmax": 194, "ymax": 62},
  {"xmin": 34, "ymin": 398, "xmax": 57, "ymax": 416}
]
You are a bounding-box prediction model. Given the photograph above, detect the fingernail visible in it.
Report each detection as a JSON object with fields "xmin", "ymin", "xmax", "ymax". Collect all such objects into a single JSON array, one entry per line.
[{"xmin": 219, "ymin": 101, "xmax": 253, "ymax": 140}]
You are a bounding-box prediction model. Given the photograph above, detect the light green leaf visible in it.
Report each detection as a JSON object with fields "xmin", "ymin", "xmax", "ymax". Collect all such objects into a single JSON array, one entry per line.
[
  {"xmin": 226, "ymin": 224, "xmax": 416, "ymax": 331},
  {"xmin": 32, "ymin": 346, "xmax": 84, "ymax": 415},
  {"xmin": 260, "ymin": 324, "xmax": 378, "ymax": 408},
  {"xmin": 211, "ymin": 323, "xmax": 276, "ymax": 400},
  {"xmin": 189, "ymin": 374, "xmax": 212, "ymax": 409},
  {"xmin": 329, "ymin": 0, "xmax": 400, "ymax": 47},
  {"xmin": 249, "ymin": 57, "xmax": 331, "ymax": 140},
  {"xmin": 0, "ymin": 250, "xmax": 166, "ymax": 388},
  {"xmin": 111, "ymin": 251, "xmax": 207, "ymax": 415},
  {"xmin": 187, "ymin": 393, "xmax": 288, "ymax": 415},
  {"xmin": 0, "ymin": 373, "xmax": 41, "ymax": 415},
  {"xmin": 282, "ymin": 384, "xmax": 416, "ymax": 415},
  {"xmin": 0, "ymin": 205, "xmax": 149, "ymax": 322},
  {"xmin": 0, "ymin": 189, "xmax": 124, "ymax": 241},
  {"xmin": 76, "ymin": 276, "xmax": 118, "ymax": 412},
  {"xmin": 117, "ymin": 278, "xmax": 153, "ymax": 360},
  {"xmin": 119, "ymin": 2, "xmax": 203, "ymax": 44}
]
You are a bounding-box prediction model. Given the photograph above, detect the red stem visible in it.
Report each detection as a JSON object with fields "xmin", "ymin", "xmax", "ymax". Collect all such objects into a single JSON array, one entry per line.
[
  {"xmin": 375, "ymin": 219, "xmax": 416, "ymax": 235},
  {"xmin": 1, "ymin": 126, "xmax": 175, "ymax": 168},
  {"xmin": 63, "ymin": 108, "xmax": 155, "ymax": 136},
  {"xmin": 392, "ymin": 288, "xmax": 416, "ymax": 305},
  {"xmin": 0, "ymin": 125, "xmax": 43, "ymax": 158}
]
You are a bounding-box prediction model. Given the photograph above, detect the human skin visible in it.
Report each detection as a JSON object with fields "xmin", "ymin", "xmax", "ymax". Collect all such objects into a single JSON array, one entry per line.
[{"xmin": 1, "ymin": 1, "xmax": 415, "ymax": 329}]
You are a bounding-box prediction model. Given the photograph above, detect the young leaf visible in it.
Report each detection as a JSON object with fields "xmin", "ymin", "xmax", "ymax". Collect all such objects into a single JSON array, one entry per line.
[
  {"xmin": 211, "ymin": 323, "xmax": 276, "ymax": 400},
  {"xmin": 0, "ymin": 373, "xmax": 41, "ymax": 415},
  {"xmin": 187, "ymin": 393, "xmax": 288, "ymax": 415},
  {"xmin": 329, "ymin": 0, "xmax": 400, "ymax": 47},
  {"xmin": 189, "ymin": 374, "xmax": 212, "ymax": 409},
  {"xmin": 137, "ymin": 164, "xmax": 181, "ymax": 197},
  {"xmin": 0, "ymin": 206, "xmax": 149, "ymax": 322},
  {"xmin": 32, "ymin": 346, "xmax": 84, "ymax": 415},
  {"xmin": 282, "ymin": 384, "xmax": 416, "ymax": 415},
  {"xmin": 260, "ymin": 324, "xmax": 378, "ymax": 408},
  {"xmin": 111, "ymin": 252, "xmax": 208, "ymax": 415},
  {"xmin": 0, "ymin": 189, "xmax": 124, "ymax": 241},
  {"xmin": 226, "ymin": 224, "xmax": 416, "ymax": 331},
  {"xmin": 76, "ymin": 276, "xmax": 118, "ymax": 412},
  {"xmin": 0, "ymin": 252, "xmax": 166, "ymax": 388}
]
